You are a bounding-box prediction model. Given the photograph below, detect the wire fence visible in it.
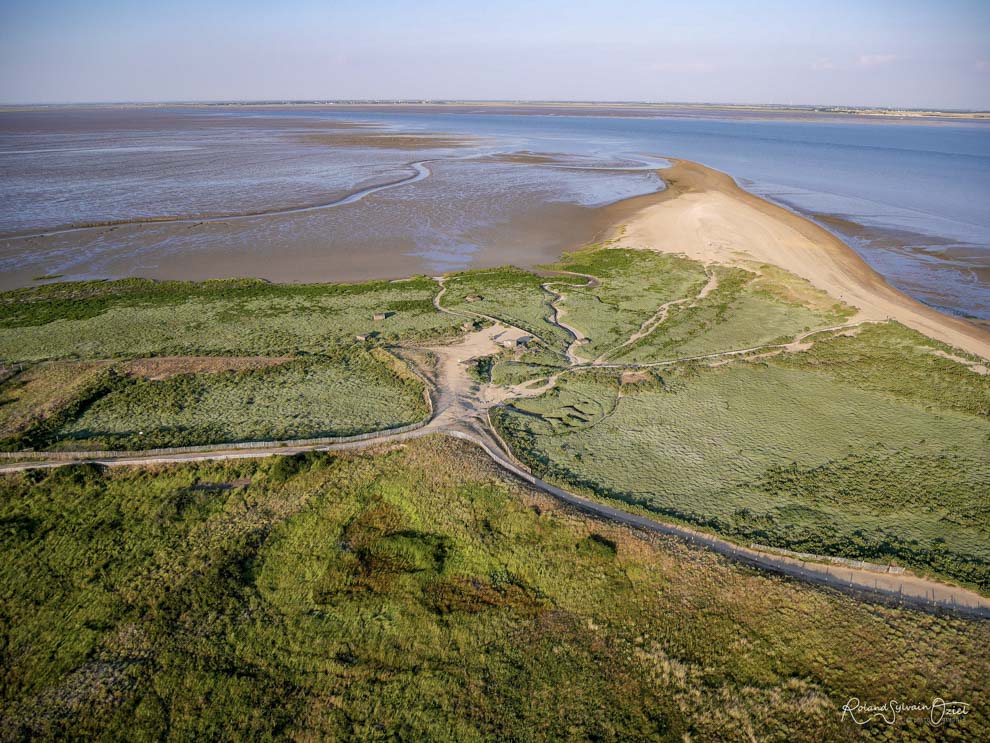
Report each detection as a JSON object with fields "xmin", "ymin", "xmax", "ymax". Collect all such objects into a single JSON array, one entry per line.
[
  {"xmin": 751, "ymin": 543, "xmax": 906, "ymax": 575},
  {"xmin": 0, "ymin": 417, "xmax": 432, "ymax": 461}
]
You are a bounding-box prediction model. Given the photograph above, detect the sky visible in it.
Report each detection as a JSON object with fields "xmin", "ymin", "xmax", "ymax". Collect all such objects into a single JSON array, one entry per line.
[{"xmin": 1, "ymin": 0, "xmax": 988, "ymax": 109}]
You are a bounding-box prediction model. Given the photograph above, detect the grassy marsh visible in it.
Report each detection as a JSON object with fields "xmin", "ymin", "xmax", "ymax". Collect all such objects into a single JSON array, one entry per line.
[
  {"xmin": 0, "ymin": 277, "xmax": 461, "ymax": 361},
  {"xmin": 1, "ymin": 436, "xmax": 987, "ymax": 740},
  {"xmin": 494, "ymin": 338, "xmax": 990, "ymax": 589}
]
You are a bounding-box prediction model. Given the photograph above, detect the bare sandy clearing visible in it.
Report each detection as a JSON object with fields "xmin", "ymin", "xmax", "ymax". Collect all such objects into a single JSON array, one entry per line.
[{"xmin": 121, "ymin": 356, "xmax": 292, "ymax": 380}]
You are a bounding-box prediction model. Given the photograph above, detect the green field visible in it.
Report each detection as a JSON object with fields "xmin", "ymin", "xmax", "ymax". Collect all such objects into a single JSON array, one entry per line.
[
  {"xmin": 493, "ymin": 325, "xmax": 990, "ymax": 589},
  {"xmin": 550, "ymin": 248, "xmax": 708, "ymax": 361},
  {"xmin": 439, "ymin": 267, "xmax": 575, "ymax": 355},
  {"xmin": 606, "ymin": 264, "xmax": 852, "ymax": 362},
  {"xmin": 0, "ymin": 277, "xmax": 462, "ymax": 361},
  {"xmin": 62, "ymin": 354, "xmax": 427, "ymax": 450},
  {"xmin": 1, "ymin": 436, "xmax": 987, "ymax": 740},
  {"xmin": 0, "ymin": 351, "xmax": 427, "ymax": 452},
  {"xmin": 1, "ymin": 253, "xmax": 987, "ymax": 587},
  {"xmin": 0, "ymin": 278, "xmax": 448, "ymax": 451},
  {"xmin": 0, "ymin": 361, "xmax": 112, "ymax": 438}
]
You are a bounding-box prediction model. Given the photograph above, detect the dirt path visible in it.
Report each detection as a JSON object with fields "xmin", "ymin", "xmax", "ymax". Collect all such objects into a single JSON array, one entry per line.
[
  {"xmin": 594, "ymin": 268, "xmax": 716, "ymax": 363},
  {"xmin": 433, "ymin": 274, "xmax": 557, "ymax": 349},
  {"xmin": 596, "ymin": 298, "xmax": 688, "ymax": 363},
  {"xmin": 2, "ymin": 290, "xmax": 976, "ymax": 619},
  {"xmin": 4, "ymin": 420, "xmax": 986, "ymax": 619},
  {"xmin": 2, "ymin": 303, "xmax": 985, "ymax": 619},
  {"xmin": 573, "ymin": 321, "xmax": 876, "ymax": 373}
]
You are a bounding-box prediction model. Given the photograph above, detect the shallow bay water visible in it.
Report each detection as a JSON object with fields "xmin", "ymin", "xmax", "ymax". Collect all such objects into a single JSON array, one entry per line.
[{"xmin": 1, "ymin": 105, "xmax": 987, "ymax": 320}]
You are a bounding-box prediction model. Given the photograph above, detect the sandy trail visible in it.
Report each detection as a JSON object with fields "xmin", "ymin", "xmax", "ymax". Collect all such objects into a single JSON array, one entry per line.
[
  {"xmin": 3, "ymin": 324, "xmax": 986, "ymax": 618},
  {"xmin": 595, "ymin": 299, "xmax": 688, "ymax": 362},
  {"xmin": 615, "ymin": 159, "xmax": 990, "ymax": 360}
]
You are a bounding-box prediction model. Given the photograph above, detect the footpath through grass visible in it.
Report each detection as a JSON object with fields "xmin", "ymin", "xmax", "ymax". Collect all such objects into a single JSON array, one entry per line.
[{"xmin": 1, "ymin": 436, "xmax": 987, "ymax": 741}]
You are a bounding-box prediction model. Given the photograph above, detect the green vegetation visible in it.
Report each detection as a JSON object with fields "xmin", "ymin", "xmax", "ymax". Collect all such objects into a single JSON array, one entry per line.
[
  {"xmin": 0, "ymin": 277, "xmax": 448, "ymax": 451},
  {"xmin": 608, "ymin": 264, "xmax": 852, "ymax": 362},
  {"xmin": 551, "ymin": 248, "xmax": 708, "ymax": 360},
  {"xmin": 440, "ymin": 268, "xmax": 574, "ymax": 354},
  {"xmin": 1, "ymin": 249, "xmax": 986, "ymax": 589},
  {"xmin": 0, "ymin": 276, "xmax": 461, "ymax": 361},
  {"xmin": 0, "ymin": 361, "xmax": 112, "ymax": 438},
  {"xmin": 60, "ymin": 353, "xmax": 427, "ymax": 450},
  {"xmin": 773, "ymin": 321, "xmax": 990, "ymax": 416},
  {"xmin": 2, "ymin": 437, "xmax": 987, "ymax": 740},
  {"xmin": 1, "ymin": 351, "xmax": 428, "ymax": 452},
  {"xmin": 493, "ymin": 346, "xmax": 990, "ymax": 589}
]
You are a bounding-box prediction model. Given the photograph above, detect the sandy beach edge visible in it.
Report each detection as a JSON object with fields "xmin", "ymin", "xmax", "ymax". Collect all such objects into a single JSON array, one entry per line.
[{"xmin": 609, "ymin": 157, "xmax": 990, "ymax": 361}]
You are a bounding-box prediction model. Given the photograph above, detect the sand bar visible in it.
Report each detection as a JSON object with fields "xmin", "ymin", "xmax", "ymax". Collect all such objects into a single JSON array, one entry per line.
[{"xmin": 615, "ymin": 158, "xmax": 990, "ymax": 360}]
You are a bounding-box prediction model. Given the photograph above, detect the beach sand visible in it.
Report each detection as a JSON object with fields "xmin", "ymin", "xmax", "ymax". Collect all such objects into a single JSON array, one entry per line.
[{"xmin": 614, "ymin": 159, "xmax": 990, "ymax": 360}]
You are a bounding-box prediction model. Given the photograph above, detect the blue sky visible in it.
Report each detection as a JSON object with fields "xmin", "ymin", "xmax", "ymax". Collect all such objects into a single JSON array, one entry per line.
[{"xmin": 1, "ymin": 0, "xmax": 988, "ymax": 108}]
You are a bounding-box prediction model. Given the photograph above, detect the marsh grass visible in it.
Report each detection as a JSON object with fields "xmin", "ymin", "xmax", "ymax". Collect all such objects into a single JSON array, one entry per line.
[
  {"xmin": 611, "ymin": 266, "xmax": 851, "ymax": 362},
  {"xmin": 548, "ymin": 248, "xmax": 708, "ymax": 360},
  {"xmin": 776, "ymin": 321, "xmax": 990, "ymax": 417},
  {"xmin": 1, "ymin": 436, "xmax": 987, "ymax": 740},
  {"xmin": 495, "ymin": 357, "xmax": 990, "ymax": 589},
  {"xmin": 0, "ymin": 277, "xmax": 461, "ymax": 362},
  {"xmin": 49, "ymin": 352, "xmax": 429, "ymax": 450},
  {"xmin": 439, "ymin": 268, "xmax": 575, "ymax": 353},
  {"xmin": 0, "ymin": 361, "xmax": 113, "ymax": 438}
]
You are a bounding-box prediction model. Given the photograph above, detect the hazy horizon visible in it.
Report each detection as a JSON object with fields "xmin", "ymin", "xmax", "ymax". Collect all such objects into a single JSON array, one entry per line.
[
  {"xmin": 2, "ymin": 1, "xmax": 989, "ymax": 110},
  {"xmin": 3, "ymin": 99, "xmax": 990, "ymax": 113}
]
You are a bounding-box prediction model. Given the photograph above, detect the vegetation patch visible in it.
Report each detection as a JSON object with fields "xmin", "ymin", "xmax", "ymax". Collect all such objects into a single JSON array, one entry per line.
[
  {"xmin": 0, "ymin": 361, "xmax": 113, "ymax": 438},
  {"xmin": 494, "ymin": 360, "xmax": 990, "ymax": 588},
  {"xmin": 45, "ymin": 352, "xmax": 428, "ymax": 450},
  {"xmin": 776, "ymin": 321, "xmax": 990, "ymax": 417},
  {"xmin": 0, "ymin": 276, "xmax": 462, "ymax": 361},
  {"xmin": 610, "ymin": 265, "xmax": 851, "ymax": 362},
  {"xmin": 440, "ymin": 268, "xmax": 574, "ymax": 354},
  {"xmin": 1, "ymin": 436, "xmax": 988, "ymax": 740},
  {"xmin": 549, "ymin": 248, "xmax": 708, "ymax": 360}
]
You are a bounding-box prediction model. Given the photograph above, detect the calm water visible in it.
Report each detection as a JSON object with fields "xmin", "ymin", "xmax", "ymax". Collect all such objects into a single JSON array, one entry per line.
[{"xmin": 1, "ymin": 106, "xmax": 988, "ymax": 319}]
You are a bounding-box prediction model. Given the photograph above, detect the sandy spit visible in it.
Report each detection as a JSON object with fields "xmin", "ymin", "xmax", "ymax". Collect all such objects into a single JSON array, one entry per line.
[{"xmin": 613, "ymin": 158, "xmax": 990, "ymax": 360}]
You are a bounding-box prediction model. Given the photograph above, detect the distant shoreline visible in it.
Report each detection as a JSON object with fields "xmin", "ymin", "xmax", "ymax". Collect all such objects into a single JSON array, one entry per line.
[{"xmin": 3, "ymin": 100, "xmax": 989, "ymax": 123}]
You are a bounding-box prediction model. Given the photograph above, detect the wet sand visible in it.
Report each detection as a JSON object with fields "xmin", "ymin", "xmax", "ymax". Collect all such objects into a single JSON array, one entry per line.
[
  {"xmin": 298, "ymin": 132, "xmax": 475, "ymax": 150},
  {"xmin": 615, "ymin": 159, "xmax": 990, "ymax": 360},
  {"xmin": 809, "ymin": 213, "xmax": 990, "ymax": 325},
  {"xmin": 0, "ymin": 195, "xmax": 628, "ymax": 290}
]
